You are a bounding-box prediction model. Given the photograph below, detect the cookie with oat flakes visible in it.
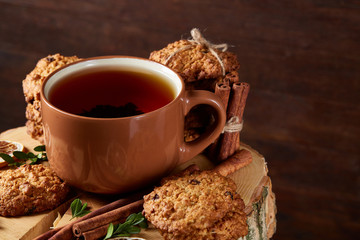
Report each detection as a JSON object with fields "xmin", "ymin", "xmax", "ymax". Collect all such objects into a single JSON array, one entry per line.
[
  {"xmin": 22, "ymin": 53, "xmax": 81, "ymax": 103},
  {"xmin": 161, "ymin": 210, "xmax": 248, "ymax": 240},
  {"xmin": 22, "ymin": 54, "xmax": 81, "ymax": 142},
  {"xmin": 149, "ymin": 39, "xmax": 239, "ymax": 84},
  {"xmin": 0, "ymin": 164, "xmax": 70, "ymax": 217},
  {"xmin": 143, "ymin": 169, "xmax": 247, "ymax": 237}
]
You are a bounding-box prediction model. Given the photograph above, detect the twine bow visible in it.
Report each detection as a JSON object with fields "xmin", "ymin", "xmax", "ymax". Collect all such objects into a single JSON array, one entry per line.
[
  {"xmin": 222, "ymin": 116, "xmax": 243, "ymax": 133},
  {"xmin": 165, "ymin": 28, "xmax": 228, "ymax": 76}
]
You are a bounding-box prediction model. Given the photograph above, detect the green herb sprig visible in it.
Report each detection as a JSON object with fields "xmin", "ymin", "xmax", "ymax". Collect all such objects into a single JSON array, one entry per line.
[
  {"xmin": 103, "ymin": 212, "xmax": 148, "ymax": 240},
  {"xmin": 70, "ymin": 198, "xmax": 91, "ymax": 220},
  {"xmin": 0, "ymin": 145, "xmax": 47, "ymax": 167}
]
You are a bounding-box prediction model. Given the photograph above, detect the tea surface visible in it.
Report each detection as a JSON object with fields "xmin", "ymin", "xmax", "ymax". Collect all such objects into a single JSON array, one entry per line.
[{"xmin": 48, "ymin": 69, "xmax": 175, "ymax": 117}]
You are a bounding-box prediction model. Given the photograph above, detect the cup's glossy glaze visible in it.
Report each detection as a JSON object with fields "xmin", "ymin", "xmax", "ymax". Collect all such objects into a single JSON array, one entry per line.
[{"xmin": 41, "ymin": 56, "xmax": 226, "ymax": 194}]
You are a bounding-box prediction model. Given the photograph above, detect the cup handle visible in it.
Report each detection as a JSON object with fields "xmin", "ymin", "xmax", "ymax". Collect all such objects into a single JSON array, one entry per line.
[{"xmin": 179, "ymin": 90, "xmax": 226, "ymax": 164}]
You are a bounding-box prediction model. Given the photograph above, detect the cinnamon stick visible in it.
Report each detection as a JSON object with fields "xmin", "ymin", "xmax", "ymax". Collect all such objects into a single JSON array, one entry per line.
[
  {"xmin": 223, "ymin": 71, "xmax": 240, "ymax": 85},
  {"xmin": 33, "ymin": 226, "xmax": 64, "ymax": 240},
  {"xmin": 207, "ymin": 82, "xmax": 231, "ymax": 158},
  {"xmin": 231, "ymin": 82, "xmax": 250, "ymax": 154},
  {"xmin": 80, "ymin": 215, "xmax": 131, "ymax": 240},
  {"xmin": 218, "ymin": 82, "xmax": 249, "ymax": 161},
  {"xmin": 73, "ymin": 199, "xmax": 144, "ymax": 237},
  {"xmin": 81, "ymin": 224, "xmax": 111, "ymax": 240},
  {"xmin": 215, "ymin": 82, "xmax": 232, "ymax": 108},
  {"xmin": 46, "ymin": 222, "xmax": 76, "ymax": 240},
  {"xmin": 212, "ymin": 149, "xmax": 253, "ymax": 176}
]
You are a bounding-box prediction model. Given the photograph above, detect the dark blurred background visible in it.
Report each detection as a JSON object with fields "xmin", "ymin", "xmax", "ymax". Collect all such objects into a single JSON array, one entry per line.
[{"xmin": 0, "ymin": 0, "xmax": 359, "ymax": 239}]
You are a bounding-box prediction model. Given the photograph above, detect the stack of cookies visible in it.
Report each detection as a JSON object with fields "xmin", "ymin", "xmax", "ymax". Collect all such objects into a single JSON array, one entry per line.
[
  {"xmin": 149, "ymin": 31, "xmax": 241, "ymax": 142},
  {"xmin": 143, "ymin": 168, "xmax": 248, "ymax": 240},
  {"xmin": 22, "ymin": 54, "xmax": 81, "ymax": 143}
]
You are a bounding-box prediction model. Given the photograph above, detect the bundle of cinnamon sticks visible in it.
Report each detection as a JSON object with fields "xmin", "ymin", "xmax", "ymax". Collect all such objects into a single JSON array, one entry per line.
[
  {"xmin": 208, "ymin": 72, "xmax": 250, "ymax": 163},
  {"xmin": 34, "ymin": 193, "xmax": 146, "ymax": 240}
]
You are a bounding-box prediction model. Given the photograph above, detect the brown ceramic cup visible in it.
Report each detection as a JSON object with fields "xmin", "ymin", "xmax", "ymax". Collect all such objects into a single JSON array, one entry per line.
[{"xmin": 40, "ymin": 56, "xmax": 226, "ymax": 194}]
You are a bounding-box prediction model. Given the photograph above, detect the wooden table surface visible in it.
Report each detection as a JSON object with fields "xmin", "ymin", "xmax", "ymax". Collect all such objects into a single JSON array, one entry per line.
[{"xmin": 0, "ymin": 1, "xmax": 359, "ymax": 239}]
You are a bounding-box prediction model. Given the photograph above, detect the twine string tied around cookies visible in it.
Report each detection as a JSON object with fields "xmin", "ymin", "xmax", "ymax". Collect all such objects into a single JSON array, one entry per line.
[
  {"xmin": 165, "ymin": 28, "xmax": 228, "ymax": 76},
  {"xmin": 222, "ymin": 116, "xmax": 243, "ymax": 133},
  {"xmin": 189, "ymin": 28, "xmax": 228, "ymax": 52}
]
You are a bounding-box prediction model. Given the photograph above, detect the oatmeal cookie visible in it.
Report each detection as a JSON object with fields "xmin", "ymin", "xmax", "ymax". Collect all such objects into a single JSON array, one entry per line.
[
  {"xmin": 22, "ymin": 54, "xmax": 81, "ymax": 141},
  {"xmin": 149, "ymin": 39, "xmax": 239, "ymax": 84},
  {"xmin": 23, "ymin": 53, "xmax": 80, "ymax": 103},
  {"xmin": 0, "ymin": 164, "xmax": 70, "ymax": 217},
  {"xmin": 161, "ymin": 210, "xmax": 248, "ymax": 240},
  {"xmin": 143, "ymin": 169, "xmax": 247, "ymax": 237}
]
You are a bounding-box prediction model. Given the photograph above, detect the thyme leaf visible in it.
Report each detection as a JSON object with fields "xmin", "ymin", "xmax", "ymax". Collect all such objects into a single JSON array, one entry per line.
[{"xmin": 70, "ymin": 198, "xmax": 91, "ymax": 220}]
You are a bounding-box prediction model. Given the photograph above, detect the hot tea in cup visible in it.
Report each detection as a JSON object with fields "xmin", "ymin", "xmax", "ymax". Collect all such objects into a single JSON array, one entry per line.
[{"xmin": 48, "ymin": 69, "xmax": 175, "ymax": 118}]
